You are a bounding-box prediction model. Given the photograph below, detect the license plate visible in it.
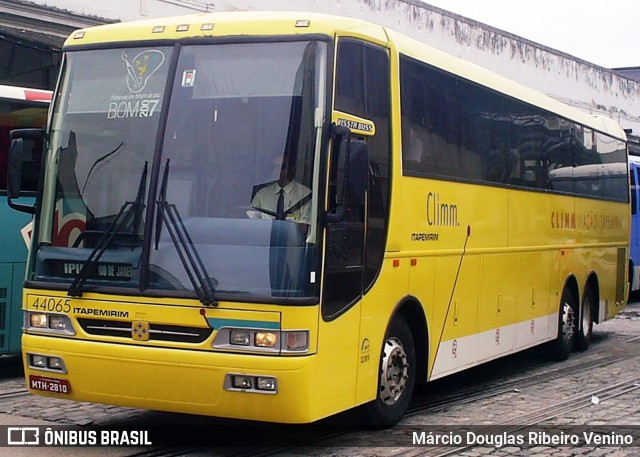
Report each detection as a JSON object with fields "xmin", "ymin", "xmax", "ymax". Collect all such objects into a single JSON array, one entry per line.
[{"xmin": 29, "ymin": 375, "xmax": 71, "ymax": 394}]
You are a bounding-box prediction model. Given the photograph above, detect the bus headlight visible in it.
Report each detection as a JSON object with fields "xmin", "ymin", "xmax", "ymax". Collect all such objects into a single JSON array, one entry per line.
[
  {"xmin": 29, "ymin": 313, "xmax": 48, "ymax": 328},
  {"xmin": 213, "ymin": 328, "xmax": 309, "ymax": 353},
  {"xmin": 256, "ymin": 376, "xmax": 277, "ymax": 391},
  {"xmin": 30, "ymin": 354, "xmax": 47, "ymax": 368},
  {"xmin": 225, "ymin": 374, "xmax": 278, "ymax": 394},
  {"xmin": 254, "ymin": 331, "xmax": 277, "ymax": 348},
  {"xmin": 229, "ymin": 329, "xmax": 251, "ymax": 346},
  {"xmin": 25, "ymin": 312, "xmax": 76, "ymax": 335},
  {"xmin": 231, "ymin": 375, "xmax": 253, "ymax": 389},
  {"xmin": 48, "ymin": 315, "xmax": 70, "ymax": 331},
  {"xmin": 27, "ymin": 353, "xmax": 67, "ymax": 373}
]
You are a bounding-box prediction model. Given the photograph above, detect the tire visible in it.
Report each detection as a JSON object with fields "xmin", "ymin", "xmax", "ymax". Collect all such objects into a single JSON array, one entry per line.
[
  {"xmin": 574, "ymin": 284, "xmax": 594, "ymax": 351},
  {"xmin": 363, "ymin": 316, "xmax": 416, "ymax": 428},
  {"xmin": 545, "ymin": 286, "xmax": 576, "ymax": 361}
]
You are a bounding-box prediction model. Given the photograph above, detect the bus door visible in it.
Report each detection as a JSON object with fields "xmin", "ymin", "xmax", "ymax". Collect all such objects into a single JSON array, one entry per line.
[{"xmin": 323, "ymin": 36, "xmax": 392, "ymax": 405}]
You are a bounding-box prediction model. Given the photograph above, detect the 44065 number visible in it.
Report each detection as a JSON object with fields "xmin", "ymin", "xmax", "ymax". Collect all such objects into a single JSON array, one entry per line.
[{"xmin": 29, "ymin": 296, "xmax": 71, "ymax": 313}]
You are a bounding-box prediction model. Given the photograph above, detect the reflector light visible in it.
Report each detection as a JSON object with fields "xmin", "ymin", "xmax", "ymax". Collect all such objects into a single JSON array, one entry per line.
[{"xmin": 285, "ymin": 331, "xmax": 308, "ymax": 351}]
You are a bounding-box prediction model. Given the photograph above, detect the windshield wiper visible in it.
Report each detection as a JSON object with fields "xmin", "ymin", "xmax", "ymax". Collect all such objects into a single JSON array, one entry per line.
[
  {"xmin": 68, "ymin": 162, "xmax": 148, "ymax": 297},
  {"xmin": 155, "ymin": 159, "xmax": 217, "ymax": 306}
]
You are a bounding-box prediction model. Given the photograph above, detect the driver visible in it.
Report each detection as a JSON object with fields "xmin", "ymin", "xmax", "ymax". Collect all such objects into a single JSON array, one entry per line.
[{"xmin": 248, "ymin": 151, "xmax": 311, "ymax": 226}]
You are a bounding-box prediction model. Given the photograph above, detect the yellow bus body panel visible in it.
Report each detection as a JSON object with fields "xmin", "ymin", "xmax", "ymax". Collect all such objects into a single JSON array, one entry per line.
[
  {"xmin": 390, "ymin": 172, "xmax": 628, "ymax": 379},
  {"xmin": 23, "ymin": 290, "xmax": 362, "ymax": 423}
]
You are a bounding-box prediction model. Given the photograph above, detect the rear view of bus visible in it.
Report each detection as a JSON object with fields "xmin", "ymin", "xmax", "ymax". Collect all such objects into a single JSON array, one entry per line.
[{"xmin": 0, "ymin": 84, "xmax": 51, "ymax": 354}]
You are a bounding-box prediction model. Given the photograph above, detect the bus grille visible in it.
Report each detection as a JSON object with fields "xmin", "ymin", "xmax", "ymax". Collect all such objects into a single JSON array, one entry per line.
[{"xmin": 77, "ymin": 318, "xmax": 212, "ymax": 343}]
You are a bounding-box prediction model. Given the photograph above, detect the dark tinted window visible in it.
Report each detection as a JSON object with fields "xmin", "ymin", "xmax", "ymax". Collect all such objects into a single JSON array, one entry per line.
[{"xmin": 400, "ymin": 55, "xmax": 628, "ymax": 202}]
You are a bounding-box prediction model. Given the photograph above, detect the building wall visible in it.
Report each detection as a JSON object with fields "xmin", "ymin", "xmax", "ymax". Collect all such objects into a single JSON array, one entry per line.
[{"xmin": 31, "ymin": 0, "xmax": 640, "ymax": 135}]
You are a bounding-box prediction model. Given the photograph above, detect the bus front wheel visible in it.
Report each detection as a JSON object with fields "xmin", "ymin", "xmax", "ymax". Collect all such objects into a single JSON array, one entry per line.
[{"xmin": 363, "ymin": 316, "xmax": 416, "ymax": 428}]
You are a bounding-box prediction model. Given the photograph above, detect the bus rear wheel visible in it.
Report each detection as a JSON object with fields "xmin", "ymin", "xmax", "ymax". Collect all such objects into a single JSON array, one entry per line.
[
  {"xmin": 363, "ymin": 316, "xmax": 416, "ymax": 428},
  {"xmin": 545, "ymin": 287, "xmax": 576, "ymax": 361},
  {"xmin": 574, "ymin": 284, "xmax": 594, "ymax": 351}
]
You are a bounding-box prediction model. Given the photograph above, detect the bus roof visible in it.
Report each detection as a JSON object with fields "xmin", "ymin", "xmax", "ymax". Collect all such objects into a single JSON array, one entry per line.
[
  {"xmin": 386, "ymin": 29, "xmax": 628, "ymax": 142},
  {"xmin": 0, "ymin": 84, "xmax": 51, "ymax": 103},
  {"xmin": 64, "ymin": 11, "xmax": 387, "ymax": 47},
  {"xmin": 64, "ymin": 11, "xmax": 626, "ymax": 141}
]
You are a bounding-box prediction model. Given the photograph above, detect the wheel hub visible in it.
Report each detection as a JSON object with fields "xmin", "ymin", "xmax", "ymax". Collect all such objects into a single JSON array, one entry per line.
[
  {"xmin": 379, "ymin": 337, "xmax": 409, "ymax": 405},
  {"xmin": 561, "ymin": 301, "xmax": 575, "ymax": 342}
]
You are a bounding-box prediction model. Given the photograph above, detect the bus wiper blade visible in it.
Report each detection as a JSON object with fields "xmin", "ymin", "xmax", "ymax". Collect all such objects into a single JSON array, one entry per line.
[
  {"xmin": 157, "ymin": 201, "xmax": 217, "ymax": 306},
  {"xmin": 156, "ymin": 160, "xmax": 217, "ymax": 306},
  {"xmin": 154, "ymin": 159, "xmax": 170, "ymax": 250},
  {"xmin": 68, "ymin": 162, "xmax": 148, "ymax": 297}
]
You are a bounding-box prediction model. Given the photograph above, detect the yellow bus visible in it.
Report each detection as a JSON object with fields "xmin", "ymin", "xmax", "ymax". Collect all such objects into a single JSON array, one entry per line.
[{"xmin": 9, "ymin": 12, "xmax": 628, "ymax": 427}]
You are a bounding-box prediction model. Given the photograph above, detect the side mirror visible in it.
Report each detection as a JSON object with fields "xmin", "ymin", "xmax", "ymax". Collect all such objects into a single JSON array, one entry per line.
[
  {"xmin": 7, "ymin": 128, "xmax": 46, "ymax": 214},
  {"xmin": 326, "ymin": 124, "xmax": 369, "ymax": 223}
]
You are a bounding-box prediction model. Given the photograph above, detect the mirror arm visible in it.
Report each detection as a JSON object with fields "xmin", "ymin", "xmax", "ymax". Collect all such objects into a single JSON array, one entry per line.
[{"xmin": 7, "ymin": 199, "xmax": 36, "ymax": 214}]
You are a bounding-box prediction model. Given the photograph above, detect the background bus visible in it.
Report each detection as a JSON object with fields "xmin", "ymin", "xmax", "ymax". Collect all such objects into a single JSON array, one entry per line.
[
  {"xmin": 629, "ymin": 154, "xmax": 640, "ymax": 298},
  {"xmin": 0, "ymin": 84, "xmax": 51, "ymax": 355},
  {"xmin": 11, "ymin": 12, "xmax": 629, "ymax": 427}
]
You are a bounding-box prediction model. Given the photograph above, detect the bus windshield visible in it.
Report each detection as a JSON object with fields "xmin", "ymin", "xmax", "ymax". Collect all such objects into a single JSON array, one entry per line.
[{"xmin": 34, "ymin": 40, "xmax": 327, "ymax": 302}]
